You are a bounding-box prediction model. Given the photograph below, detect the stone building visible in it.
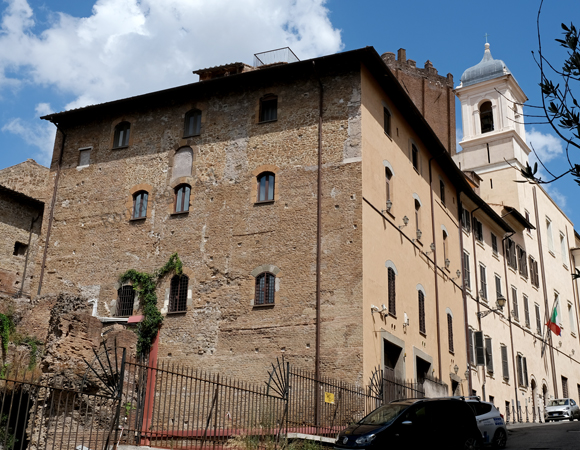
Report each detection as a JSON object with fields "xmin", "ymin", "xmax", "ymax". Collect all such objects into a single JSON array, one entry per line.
[
  {"xmin": 454, "ymin": 44, "xmax": 580, "ymax": 413},
  {"xmin": 0, "ymin": 160, "xmax": 48, "ymax": 297},
  {"xmin": 33, "ymin": 46, "xmax": 503, "ymax": 392}
]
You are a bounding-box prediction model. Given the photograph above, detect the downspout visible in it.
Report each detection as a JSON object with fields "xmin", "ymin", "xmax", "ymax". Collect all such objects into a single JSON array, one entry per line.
[
  {"xmin": 313, "ymin": 61, "xmax": 323, "ymax": 428},
  {"xmin": 501, "ymin": 231, "xmax": 520, "ymax": 415},
  {"xmin": 18, "ymin": 213, "xmax": 41, "ymax": 297},
  {"xmin": 567, "ymin": 227, "xmax": 580, "ymax": 347},
  {"xmin": 532, "ymin": 187, "xmax": 558, "ymax": 397},
  {"xmin": 37, "ymin": 121, "xmax": 66, "ymax": 296},
  {"xmin": 428, "ymin": 158, "xmax": 442, "ymax": 380},
  {"xmin": 458, "ymin": 197, "xmax": 472, "ymax": 394},
  {"xmin": 470, "ymin": 206, "xmax": 485, "ymax": 400}
]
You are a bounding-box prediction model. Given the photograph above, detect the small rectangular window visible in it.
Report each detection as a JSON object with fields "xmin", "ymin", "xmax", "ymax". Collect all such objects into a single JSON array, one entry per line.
[
  {"xmin": 440, "ymin": 180, "xmax": 446, "ymax": 206},
  {"xmin": 523, "ymin": 295, "xmax": 530, "ymax": 328},
  {"xmin": 411, "ymin": 144, "xmax": 419, "ymax": 172},
  {"xmin": 562, "ymin": 376, "xmax": 569, "ymax": 398},
  {"xmin": 535, "ymin": 303, "xmax": 542, "ymax": 334},
  {"xmin": 479, "ymin": 264, "xmax": 487, "ymax": 300},
  {"xmin": 78, "ymin": 147, "xmax": 91, "ymax": 167},
  {"xmin": 501, "ymin": 345, "xmax": 509, "ymax": 380},
  {"xmin": 259, "ymin": 95, "xmax": 277, "ymax": 122},
  {"xmin": 13, "ymin": 241, "xmax": 28, "ymax": 256},
  {"xmin": 485, "ymin": 337, "xmax": 493, "ymax": 373},
  {"xmin": 461, "ymin": 206, "xmax": 471, "ymax": 232},
  {"xmin": 464, "ymin": 251, "xmax": 470, "ymax": 289},
  {"xmin": 495, "ymin": 274, "xmax": 502, "ymax": 301},
  {"xmin": 568, "ymin": 302, "xmax": 576, "ymax": 335},
  {"xmin": 383, "ymin": 107, "xmax": 391, "ymax": 136},
  {"xmin": 511, "ymin": 287, "xmax": 519, "ymax": 321},
  {"xmin": 518, "ymin": 246, "xmax": 528, "ymax": 277},
  {"xmin": 491, "ymin": 233, "xmax": 498, "ymax": 254},
  {"xmin": 474, "ymin": 217, "xmax": 483, "ymax": 242}
]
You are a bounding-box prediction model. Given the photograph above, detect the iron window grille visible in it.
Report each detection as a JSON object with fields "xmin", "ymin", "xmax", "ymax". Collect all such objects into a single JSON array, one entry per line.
[
  {"xmin": 184, "ymin": 109, "xmax": 201, "ymax": 137},
  {"xmin": 255, "ymin": 272, "xmax": 275, "ymax": 305},
  {"xmin": 257, "ymin": 172, "xmax": 275, "ymax": 202},
  {"xmin": 132, "ymin": 191, "xmax": 148, "ymax": 219},
  {"xmin": 169, "ymin": 275, "xmax": 188, "ymax": 313},
  {"xmin": 174, "ymin": 184, "xmax": 191, "ymax": 213},
  {"xmin": 447, "ymin": 313, "xmax": 454, "ymax": 353},
  {"xmin": 418, "ymin": 290, "xmax": 426, "ymax": 335},
  {"xmin": 113, "ymin": 121, "xmax": 131, "ymax": 148},
  {"xmin": 259, "ymin": 95, "xmax": 277, "ymax": 122},
  {"xmin": 388, "ymin": 267, "xmax": 396, "ymax": 316},
  {"xmin": 116, "ymin": 285, "xmax": 135, "ymax": 317}
]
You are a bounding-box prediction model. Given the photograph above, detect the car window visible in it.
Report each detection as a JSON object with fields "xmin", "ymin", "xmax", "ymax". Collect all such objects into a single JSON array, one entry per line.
[
  {"xmin": 474, "ymin": 403, "xmax": 492, "ymax": 415},
  {"xmin": 358, "ymin": 404, "xmax": 408, "ymax": 426},
  {"xmin": 571, "ymin": 400, "xmax": 576, "ymax": 406},
  {"xmin": 548, "ymin": 399, "xmax": 569, "ymax": 406}
]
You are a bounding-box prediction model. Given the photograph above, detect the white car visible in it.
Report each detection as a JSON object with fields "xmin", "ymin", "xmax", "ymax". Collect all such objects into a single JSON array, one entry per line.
[
  {"xmin": 464, "ymin": 397, "xmax": 507, "ymax": 449},
  {"xmin": 544, "ymin": 398, "xmax": 580, "ymax": 421}
]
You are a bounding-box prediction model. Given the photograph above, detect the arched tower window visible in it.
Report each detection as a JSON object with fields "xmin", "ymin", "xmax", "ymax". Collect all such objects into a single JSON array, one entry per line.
[
  {"xmin": 116, "ymin": 285, "xmax": 135, "ymax": 317},
  {"xmin": 255, "ymin": 272, "xmax": 275, "ymax": 305},
  {"xmin": 113, "ymin": 121, "xmax": 131, "ymax": 148},
  {"xmin": 184, "ymin": 109, "xmax": 201, "ymax": 137},
  {"xmin": 169, "ymin": 275, "xmax": 189, "ymax": 312},
  {"xmin": 480, "ymin": 101, "xmax": 494, "ymax": 133}
]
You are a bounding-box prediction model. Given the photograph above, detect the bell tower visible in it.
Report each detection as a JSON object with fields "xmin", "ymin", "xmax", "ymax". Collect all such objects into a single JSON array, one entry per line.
[{"xmin": 453, "ymin": 43, "xmax": 530, "ymax": 173}]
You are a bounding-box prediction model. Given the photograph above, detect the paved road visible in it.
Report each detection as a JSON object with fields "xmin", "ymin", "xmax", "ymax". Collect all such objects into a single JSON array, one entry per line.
[{"xmin": 506, "ymin": 420, "xmax": 580, "ymax": 449}]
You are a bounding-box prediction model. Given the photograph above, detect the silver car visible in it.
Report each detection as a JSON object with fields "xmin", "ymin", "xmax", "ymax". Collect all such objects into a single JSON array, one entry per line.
[
  {"xmin": 464, "ymin": 398, "xmax": 507, "ymax": 449},
  {"xmin": 544, "ymin": 398, "xmax": 580, "ymax": 421}
]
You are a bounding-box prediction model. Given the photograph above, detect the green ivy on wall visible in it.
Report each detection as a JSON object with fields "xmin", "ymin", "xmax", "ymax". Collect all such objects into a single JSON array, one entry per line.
[
  {"xmin": 0, "ymin": 314, "xmax": 10, "ymax": 354},
  {"xmin": 119, "ymin": 253, "xmax": 183, "ymax": 356}
]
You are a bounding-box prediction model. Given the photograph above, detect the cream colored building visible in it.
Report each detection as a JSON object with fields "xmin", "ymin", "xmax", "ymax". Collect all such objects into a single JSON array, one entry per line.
[{"xmin": 454, "ymin": 44, "xmax": 580, "ymax": 418}]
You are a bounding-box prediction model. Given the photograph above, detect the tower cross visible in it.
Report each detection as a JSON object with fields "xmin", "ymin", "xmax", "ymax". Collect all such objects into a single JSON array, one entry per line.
[{"xmin": 484, "ymin": 33, "xmax": 490, "ymax": 43}]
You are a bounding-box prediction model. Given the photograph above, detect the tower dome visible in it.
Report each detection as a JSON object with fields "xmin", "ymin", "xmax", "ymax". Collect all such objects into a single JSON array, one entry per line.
[{"xmin": 460, "ymin": 43, "xmax": 512, "ymax": 87}]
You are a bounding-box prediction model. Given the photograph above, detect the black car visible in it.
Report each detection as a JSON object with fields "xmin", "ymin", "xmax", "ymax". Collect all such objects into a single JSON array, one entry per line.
[{"xmin": 335, "ymin": 398, "xmax": 482, "ymax": 450}]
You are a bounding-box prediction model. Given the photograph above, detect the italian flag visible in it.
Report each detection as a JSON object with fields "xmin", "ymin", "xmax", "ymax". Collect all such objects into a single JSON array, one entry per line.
[{"xmin": 547, "ymin": 305, "xmax": 561, "ymax": 336}]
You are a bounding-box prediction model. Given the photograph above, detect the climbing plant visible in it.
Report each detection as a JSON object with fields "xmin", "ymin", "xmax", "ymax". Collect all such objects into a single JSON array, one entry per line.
[
  {"xmin": 12, "ymin": 335, "xmax": 44, "ymax": 370},
  {"xmin": 119, "ymin": 253, "xmax": 183, "ymax": 355},
  {"xmin": 0, "ymin": 314, "xmax": 11, "ymax": 355}
]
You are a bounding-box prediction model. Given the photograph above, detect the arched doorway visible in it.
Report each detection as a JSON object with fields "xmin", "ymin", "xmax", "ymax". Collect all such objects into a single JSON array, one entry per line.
[
  {"xmin": 531, "ymin": 379, "xmax": 537, "ymax": 418},
  {"xmin": 542, "ymin": 384, "xmax": 549, "ymax": 410}
]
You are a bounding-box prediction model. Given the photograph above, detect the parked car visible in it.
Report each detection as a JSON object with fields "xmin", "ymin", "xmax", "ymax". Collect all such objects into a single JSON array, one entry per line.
[
  {"xmin": 463, "ymin": 397, "xmax": 507, "ymax": 449},
  {"xmin": 544, "ymin": 398, "xmax": 580, "ymax": 421},
  {"xmin": 334, "ymin": 398, "xmax": 482, "ymax": 450}
]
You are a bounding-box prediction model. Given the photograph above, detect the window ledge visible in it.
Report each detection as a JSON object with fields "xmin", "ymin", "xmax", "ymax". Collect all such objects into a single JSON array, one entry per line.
[
  {"xmin": 166, "ymin": 310, "xmax": 187, "ymax": 315},
  {"xmin": 549, "ymin": 250, "xmax": 555, "ymax": 258},
  {"xmin": 258, "ymin": 119, "xmax": 277, "ymax": 124},
  {"xmin": 129, "ymin": 217, "xmax": 147, "ymax": 222},
  {"xmin": 508, "ymin": 267, "xmax": 517, "ymax": 275},
  {"xmin": 476, "ymin": 240, "xmax": 485, "ymax": 250},
  {"xmin": 520, "ymin": 275, "xmax": 529, "ymax": 282},
  {"xmin": 571, "ymin": 332, "xmax": 577, "ymax": 338},
  {"xmin": 254, "ymin": 200, "xmax": 275, "ymax": 205},
  {"xmin": 183, "ymin": 133, "xmax": 201, "ymax": 139},
  {"xmin": 170, "ymin": 211, "xmax": 190, "ymax": 216},
  {"xmin": 419, "ymin": 331, "xmax": 427, "ymax": 337},
  {"xmin": 388, "ymin": 313, "xmax": 397, "ymax": 319},
  {"xmin": 112, "ymin": 145, "xmax": 129, "ymax": 150},
  {"xmin": 492, "ymin": 252, "xmax": 500, "ymax": 261},
  {"xmin": 563, "ymin": 263, "xmax": 569, "ymax": 271},
  {"xmin": 253, "ymin": 303, "xmax": 275, "ymax": 309},
  {"xmin": 449, "ymin": 350, "xmax": 455, "ymax": 356},
  {"xmin": 77, "ymin": 164, "xmax": 89, "ymax": 170}
]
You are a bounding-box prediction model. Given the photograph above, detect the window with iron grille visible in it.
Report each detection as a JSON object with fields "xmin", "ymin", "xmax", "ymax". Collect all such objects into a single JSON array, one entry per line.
[
  {"xmin": 169, "ymin": 275, "xmax": 188, "ymax": 313},
  {"xmin": 535, "ymin": 303, "xmax": 542, "ymax": 334},
  {"xmin": 562, "ymin": 376, "xmax": 569, "ymax": 398},
  {"xmin": 259, "ymin": 95, "xmax": 277, "ymax": 122},
  {"xmin": 485, "ymin": 337, "xmax": 493, "ymax": 373},
  {"xmin": 491, "ymin": 233, "xmax": 498, "ymax": 254},
  {"xmin": 473, "ymin": 217, "xmax": 483, "ymax": 242},
  {"xmin": 113, "ymin": 121, "xmax": 131, "ymax": 148},
  {"xmin": 388, "ymin": 267, "xmax": 396, "ymax": 316},
  {"xmin": 174, "ymin": 184, "xmax": 191, "ymax": 213},
  {"xmin": 418, "ymin": 290, "xmax": 426, "ymax": 334},
  {"xmin": 132, "ymin": 191, "xmax": 148, "ymax": 219},
  {"xmin": 383, "ymin": 107, "xmax": 391, "ymax": 136},
  {"xmin": 501, "ymin": 345, "xmax": 509, "ymax": 380},
  {"xmin": 479, "ymin": 264, "xmax": 487, "ymax": 300},
  {"xmin": 517, "ymin": 246, "xmax": 528, "ymax": 277},
  {"xmin": 461, "ymin": 206, "xmax": 471, "ymax": 232},
  {"xmin": 523, "ymin": 295, "xmax": 530, "ymax": 328},
  {"xmin": 255, "ymin": 272, "xmax": 275, "ymax": 305},
  {"xmin": 463, "ymin": 251, "xmax": 470, "ymax": 289},
  {"xmin": 447, "ymin": 313, "xmax": 454, "ymax": 353},
  {"xmin": 184, "ymin": 109, "xmax": 201, "ymax": 137},
  {"xmin": 116, "ymin": 285, "xmax": 135, "ymax": 317},
  {"xmin": 257, "ymin": 172, "xmax": 275, "ymax": 202}
]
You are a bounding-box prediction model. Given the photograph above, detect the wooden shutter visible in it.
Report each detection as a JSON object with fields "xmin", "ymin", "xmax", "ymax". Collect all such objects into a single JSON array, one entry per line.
[
  {"xmin": 475, "ymin": 331, "xmax": 485, "ymax": 366},
  {"xmin": 501, "ymin": 345, "xmax": 509, "ymax": 380},
  {"xmin": 517, "ymin": 355, "xmax": 523, "ymax": 386},
  {"xmin": 523, "ymin": 357, "xmax": 528, "ymax": 387}
]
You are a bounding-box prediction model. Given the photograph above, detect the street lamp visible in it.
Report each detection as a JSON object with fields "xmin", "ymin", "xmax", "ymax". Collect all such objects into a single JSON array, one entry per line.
[{"xmin": 476, "ymin": 295, "xmax": 506, "ymax": 318}]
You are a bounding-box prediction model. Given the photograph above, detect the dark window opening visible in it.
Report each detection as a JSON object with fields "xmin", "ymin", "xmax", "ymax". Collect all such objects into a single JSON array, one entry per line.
[
  {"xmin": 418, "ymin": 290, "xmax": 426, "ymax": 334},
  {"xmin": 13, "ymin": 242, "xmax": 28, "ymax": 256},
  {"xmin": 440, "ymin": 180, "xmax": 446, "ymax": 205},
  {"xmin": 474, "ymin": 218, "xmax": 483, "ymax": 242},
  {"xmin": 384, "ymin": 340, "xmax": 402, "ymax": 376},
  {"xmin": 78, "ymin": 148, "xmax": 91, "ymax": 166},
  {"xmin": 412, "ymin": 144, "xmax": 419, "ymax": 171},
  {"xmin": 461, "ymin": 206, "xmax": 471, "ymax": 232},
  {"xmin": 383, "ymin": 107, "xmax": 391, "ymax": 136},
  {"xmin": 491, "ymin": 233, "xmax": 498, "ymax": 254},
  {"xmin": 259, "ymin": 95, "xmax": 277, "ymax": 122},
  {"xmin": 485, "ymin": 337, "xmax": 493, "ymax": 373},
  {"xmin": 480, "ymin": 101, "xmax": 494, "ymax": 133},
  {"xmin": 169, "ymin": 275, "xmax": 188, "ymax": 313},
  {"xmin": 257, "ymin": 172, "xmax": 275, "ymax": 202},
  {"xmin": 174, "ymin": 184, "xmax": 191, "ymax": 213},
  {"xmin": 255, "ymin": 272, "xmax": 275, "ymax": 305},
  {"xmin": 385, "ymin": 167, "xmax": 393, "ymax": 207},
  {"xmin": 388, "ymin": 267, "xmax": 396, "ymax": 316},
  {"xmin": 184, "ymin": 109, "xmax": 201, "ymax": 137},
  {"xmin": 501, "ymin": 345, "xmax": 509, "ymax": 380},
  {"xmin": 447, "ymin": 313, "xmax": 454, "ymax": 353},
  {"xmin": 132, "ymin": 191, "xmax": 148, "ymax": 219},
  {"xmin": 116, "ymin": 285, "xmax": 135, "ymax": 317},
  {"xmin": 416, "ymin": 356, "xmax": 431, "ymax": 383},
  {"xmin": 113, "ymin": 121, "xmax": 131, "ymax": 148}
]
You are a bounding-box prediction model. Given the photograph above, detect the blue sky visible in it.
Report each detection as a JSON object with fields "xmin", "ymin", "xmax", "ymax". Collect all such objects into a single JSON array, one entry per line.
[{"xmin": 0, "ymin": 0, "xmax": 578, "ymax": 224}]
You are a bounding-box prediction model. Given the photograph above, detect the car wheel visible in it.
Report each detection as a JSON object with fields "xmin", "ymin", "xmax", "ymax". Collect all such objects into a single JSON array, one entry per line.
[
  {"xmin": 491, "ymin": 429, "xmax": 507, "ymax": 449},
  {"xmin": 462, "ymin": 436, "xmax": 481, "ymax": 450}
]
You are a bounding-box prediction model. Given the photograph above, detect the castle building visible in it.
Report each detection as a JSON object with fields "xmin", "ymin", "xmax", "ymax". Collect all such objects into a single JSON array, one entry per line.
[{"xmin": 454, "ymin": 43, "xmax": 580, "ymax": 414}]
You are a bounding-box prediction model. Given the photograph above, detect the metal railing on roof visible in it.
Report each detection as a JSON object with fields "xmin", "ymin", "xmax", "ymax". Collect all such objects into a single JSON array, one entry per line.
[{"xmin": 253, "ymin": 47, "xmax": 299, "ymax": 67}]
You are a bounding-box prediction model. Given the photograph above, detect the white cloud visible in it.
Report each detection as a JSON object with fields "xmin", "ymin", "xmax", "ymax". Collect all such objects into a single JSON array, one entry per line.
[
  {"xmin": 527, "ymin": 127, "xmax": 563, "ymax": 164},
  {"xmin": 0, "ymin": 0, "xmax": 343, "ymax": 109},
  {"xmin": 455, "ymin": 127, "xmax": 463, "ymax": 153},
  {"xmin": 544, "ymin": 185, "xmax": 567, "ymax": 209},
  {"xmin": 2, "ymin": 112, "xmax": 56, "ymax": 165}
]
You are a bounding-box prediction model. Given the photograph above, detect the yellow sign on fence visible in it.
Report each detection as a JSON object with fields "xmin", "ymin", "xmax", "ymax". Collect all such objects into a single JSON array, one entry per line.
[{"xmin": 324, "ymin": 392, "xmax": 335, "ymax": 404}]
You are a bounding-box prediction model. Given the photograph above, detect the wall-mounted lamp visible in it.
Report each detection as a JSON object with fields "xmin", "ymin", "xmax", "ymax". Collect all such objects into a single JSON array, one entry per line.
[
  {"xmin": 381, "ymin": 200, "xmax": 393, "ymax": 215},
  {"xmin": 370, "ymin": 304, "xmax": 380, "ymax": 315},
  {"xmin": 424, "ymin": 242, "xmax": 436, "ymax": 256},
  {"xmin": 452, "ymin": 270, "xmax": 461, "ymax": 281},
  {"xmin": 416, "ymin": 229, "xmax": 422, "ymax": 241},
  {"xmin": 476, "ymin": 295, "xmax": 506, "ymax": 318},
  {"xmin": 445, "ymin": 258, "xmax": 451, "ymax": 269},
  {"xmin": 454, "ymin": 364, "xmax": 459, "ymax": 375},
  {"xmin": 403, "ymin": 312, "xmax": 409, "ymax": 330},
  {"xmin": 399, "ymin": 216, "xmax": 409, "ymax": 229},
  {"xmin": 380, "ymin": 304, "xmax": 388, "ymax": 318},
  {"xmin": 479, "ymin": 289, "xmax": 486, "ymax": 300}
]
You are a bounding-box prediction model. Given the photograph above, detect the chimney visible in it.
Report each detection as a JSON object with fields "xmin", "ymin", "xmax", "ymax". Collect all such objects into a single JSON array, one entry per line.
[{"xmin": 397, "ymin": 48, "xmax": 406, "ymax": 63}]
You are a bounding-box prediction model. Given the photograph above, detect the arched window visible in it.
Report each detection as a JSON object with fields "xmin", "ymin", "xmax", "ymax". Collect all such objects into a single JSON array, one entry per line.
[
  {"xmin": 388, "ymin": 267, "xmax": 396, "ymax": 316},
  {"xmin": 383, "ymin": 107, "xmax": 391, "ymax": 136},
  {"xmin": 418, "ymin": 289, "xmax": 426, "ymax": 334},
  {"xmin": 113, "ymin": 121, "xmax": 131, "ymax": 148},
  {"xmin": 259, "ymin": 94, "xmax": 277, "ymax": 122},
  {"xmin": 116, "ymin": 285, "xmax": 135, "ymax": 317},
  {"xmin": 174, "ymin": 184, "xmax": 191, "ymax": 213},
  {"xmin": 255, "ymin": 272, "xmax": 275, "ymax": 305},
  {"xmin": 184, "ymin": 109, "xmax": 201, "ymax": 137},
  {"xmin": 257, "ymin": 172, "xmax": 275, "ymax": 202},
  {"xmin": 414, "ymin": 199, "xmax": 421, "ymax": 239},
  {"xmin": 480, "ymin": 101, "xmax": 494, "ymax": 133},
  {"xmin": 385, "ymin": 167, "xmax": 393, "ymax": 210},
  {"xmin": 132, "ymin": 191, "xmax": 148, "ymax": 219},
  {"xmin": 169, "ymin": 275, "xmax": 189, "ymax": 312},
  {"xmin": 442, "ymin": 230, "xmax": 449, "ymax": 262},
  {"xmin": 447, "ymin": 313, "xmax": 454, "ymax": 353},
  {"xmin": 411, "ymin": 144, "xmax": 419, "ymax": 170}
]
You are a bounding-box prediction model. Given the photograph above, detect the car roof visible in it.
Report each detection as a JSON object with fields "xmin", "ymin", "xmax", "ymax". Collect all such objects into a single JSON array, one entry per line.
[{"xmin": 390, "ymin": 397, "xmax": 465, "ymax": 406}]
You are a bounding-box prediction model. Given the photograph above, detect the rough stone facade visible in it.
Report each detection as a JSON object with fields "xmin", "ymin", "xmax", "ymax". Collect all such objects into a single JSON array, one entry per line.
[{"xmin": 382, "ymin": 49, "xmax": 456, "ymax": 154}]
